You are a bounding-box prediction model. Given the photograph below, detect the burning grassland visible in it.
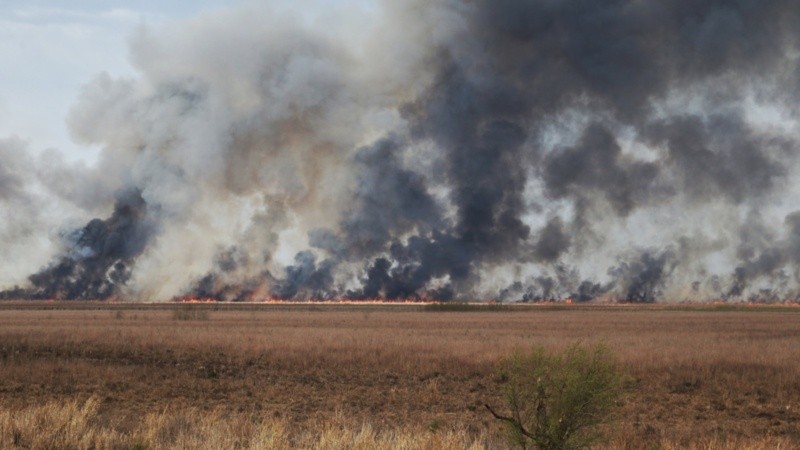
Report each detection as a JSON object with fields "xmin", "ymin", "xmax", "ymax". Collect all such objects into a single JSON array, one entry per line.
[{"xmin": 3, "ymin": 1, "xmax": 800, "ymax": 302}]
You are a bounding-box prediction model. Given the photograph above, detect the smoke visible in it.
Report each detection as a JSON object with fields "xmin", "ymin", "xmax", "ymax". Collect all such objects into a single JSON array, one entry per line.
[
  {"xmin": 0, "ymin": 138, "xmax": 52, "ymax": 288},
  {"xmin": 272, "ymin": 251, "xmax": 334, "ymax": 300},
  {"xmin": 542, "ymin": 123, "xmax": 659, "ymax": 217},
  {"xmin": 0, "ymin": 138, "xmax": 96, "ymax": 290},
  {"xmin": 3, "ymin": 0, "xmax": 800, "ymax": 302},
  {"xmin": 2, "ymin": 189, "xmax": 153, "ymax": 300}
]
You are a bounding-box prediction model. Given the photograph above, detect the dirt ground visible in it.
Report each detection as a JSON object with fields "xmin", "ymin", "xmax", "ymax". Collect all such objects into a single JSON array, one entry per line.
[{"xmin": 0, "ymin": 302, "xmax": 798, "ymax": 448}]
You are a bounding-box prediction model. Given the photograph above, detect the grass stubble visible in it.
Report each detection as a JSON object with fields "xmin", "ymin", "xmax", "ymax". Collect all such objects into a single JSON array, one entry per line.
[{"xmin": 0, "ymin": 302, "xmax": 798, "ymax": 449}]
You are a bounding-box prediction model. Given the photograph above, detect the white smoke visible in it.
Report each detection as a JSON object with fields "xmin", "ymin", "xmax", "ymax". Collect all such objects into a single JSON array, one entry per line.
[{"xmin": 4, "ymin": 0, "xmax": 800, "ymax": 302}]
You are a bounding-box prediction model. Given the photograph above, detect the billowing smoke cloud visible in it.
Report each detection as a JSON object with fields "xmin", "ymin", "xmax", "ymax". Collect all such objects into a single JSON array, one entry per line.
[
  {"xmin": 3, "ymin": 0, "xmax": 800, "ymax": 302},
  {"xmin": 0, "ymin": 138, "xmax": 53, "ymax": 289},
  {"xmin": 3, "ymin": 189, "xmax": 153, "ymax": 299}
]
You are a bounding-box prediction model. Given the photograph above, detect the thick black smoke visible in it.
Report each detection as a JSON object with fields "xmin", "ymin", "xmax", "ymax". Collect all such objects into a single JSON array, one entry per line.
[
  {"xmin": 2, "ymin": 189, "xmax": 152, "ymax": 300},
  {"xmin": 542, "ymin": 123, "xmax": 659, "ymax": 217},
  {"xmin": 315, "ymin": 0, "xmax": 800, "ymax": 301},
  {"xmin": 608, "ymin": 250, "xmax": 678, "ymax": 303},
  {"xmin": 272, "ymin": 251, "xmax": 335, "ymax": 300},
  {"xmin": 4, "ymin": 1, "xmax": 800, "ymax": 301}
]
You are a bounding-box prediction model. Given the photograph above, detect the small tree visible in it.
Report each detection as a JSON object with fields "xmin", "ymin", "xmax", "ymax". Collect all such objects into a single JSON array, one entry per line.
[{"xmin": 486, "ymin": 343, "xmax": 625, "ymax": 450}]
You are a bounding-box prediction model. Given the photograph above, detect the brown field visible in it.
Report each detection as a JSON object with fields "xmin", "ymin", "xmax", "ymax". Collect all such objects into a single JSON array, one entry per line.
[{"xmin": 1, "ymin": 302, "xmax": 799, "ymax": 449}]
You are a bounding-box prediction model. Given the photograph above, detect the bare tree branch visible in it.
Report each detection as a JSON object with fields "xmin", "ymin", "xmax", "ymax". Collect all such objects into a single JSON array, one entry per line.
[{"xmin": 484, "ymin": 403, "xmax": 537, "ymax": 440}]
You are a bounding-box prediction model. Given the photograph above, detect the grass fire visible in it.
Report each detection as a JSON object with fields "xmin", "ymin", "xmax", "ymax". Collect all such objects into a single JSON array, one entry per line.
[{"xmin": 2, "ymin": 1, "xmax": 800, "ymax": 448}]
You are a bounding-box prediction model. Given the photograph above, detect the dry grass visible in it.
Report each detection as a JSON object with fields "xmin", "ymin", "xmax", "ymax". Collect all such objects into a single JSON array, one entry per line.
[
  {"xmin": 0, "ymin": 397, "xmax": 486, "ymax": 449},
  {"xmin": 0, "ymin": 302, "xmax": 799, "ymax": 448},
  {"xmin": 0, "ymin": 398, "xmax": 793, "ymax": 450}
]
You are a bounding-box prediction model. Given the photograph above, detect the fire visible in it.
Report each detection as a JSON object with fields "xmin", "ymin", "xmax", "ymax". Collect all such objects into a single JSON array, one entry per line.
[
  {"xmin": 172, "ymin": 296, "xmax": 435, "ymax": 305},
  {"xmin": 175, "ymin": 297, "xmax": 218, "ymax": 303}
]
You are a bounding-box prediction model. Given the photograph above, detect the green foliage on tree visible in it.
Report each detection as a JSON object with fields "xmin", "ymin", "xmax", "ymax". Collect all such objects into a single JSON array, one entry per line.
[{"xmin": 487, "ymin": 343, "xmax": 626, "ymax": 450}]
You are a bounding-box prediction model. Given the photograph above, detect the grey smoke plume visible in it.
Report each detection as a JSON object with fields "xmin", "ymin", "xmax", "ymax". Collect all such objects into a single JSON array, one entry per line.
[
  {"xmin": 2, "ymin": 189, "xmax": 153, "ymax": 300},
  {"xmin": 3, "ymin": 0, "xmax": 800, "ymax": 302}
]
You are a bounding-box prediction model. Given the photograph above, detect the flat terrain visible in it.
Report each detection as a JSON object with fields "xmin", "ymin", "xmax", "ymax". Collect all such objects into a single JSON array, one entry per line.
[{"xmin": 1, "ymin": 302, "xmax": 799, "ymax": 448}]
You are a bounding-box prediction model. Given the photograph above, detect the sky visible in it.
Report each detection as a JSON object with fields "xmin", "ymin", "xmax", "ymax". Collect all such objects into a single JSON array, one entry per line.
[{"xmin": 0, "ymin": 1, "xmax": 240, "ymax": 162}]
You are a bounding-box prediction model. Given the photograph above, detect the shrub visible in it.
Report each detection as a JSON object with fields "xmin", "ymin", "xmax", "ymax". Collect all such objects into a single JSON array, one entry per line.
[{"xmin": 486, "ymin": 343, "xmax": 625, "ymax": 450}]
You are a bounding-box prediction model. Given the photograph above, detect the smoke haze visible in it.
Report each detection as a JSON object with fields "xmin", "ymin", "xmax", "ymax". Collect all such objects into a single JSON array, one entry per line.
[{"xmin": 3, "ymin": 0, "xmax": 800, "ymax": 302}]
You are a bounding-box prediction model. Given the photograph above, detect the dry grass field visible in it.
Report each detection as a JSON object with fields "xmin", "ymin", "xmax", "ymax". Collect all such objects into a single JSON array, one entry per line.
[{"xmin": 0, "ymin": 302, "xmax": 799, "ymax": 449}]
